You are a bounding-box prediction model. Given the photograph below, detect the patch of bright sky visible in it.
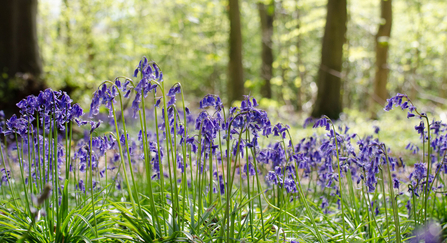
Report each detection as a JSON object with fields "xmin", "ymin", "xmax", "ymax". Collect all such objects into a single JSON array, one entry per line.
[{"xmin": 42, "ymin": 0, "xmax": 62, "ymax": 17}]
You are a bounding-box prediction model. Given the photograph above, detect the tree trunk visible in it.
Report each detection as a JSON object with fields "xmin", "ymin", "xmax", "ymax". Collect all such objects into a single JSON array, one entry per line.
[
  {"xmin": 0, "ymin": 0, "xmax": 44, "ymax": 116},
  {"xmin": 372, "ymin": 0, "xmax": 392, "ymax": 107},
  {"xmin": 227, "ymin": 0, "xmax": 244, "ymax": 105},
  {"xmin": 311, "ymin": 0, "xmax": 347, "ymax": 120},
  {"xmin": 442, "ymin": 30, "xmax": 447, "ymax": 99},
  {"xmin": 343, "ymin": 0, "xmax": 352, "ymax": 109},
  {"xmin": 295, "ymin": 1, "xmax": 304, "ymax": 111},
  {"xmin": 258, "ymin": 2, "xmax": 274, "ymax": 99}
]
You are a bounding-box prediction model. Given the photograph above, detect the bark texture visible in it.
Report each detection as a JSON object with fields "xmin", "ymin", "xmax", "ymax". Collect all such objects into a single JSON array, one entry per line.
[
  {"xmin": 295, "ymin": 2, "xmax": 304, "ymax": 111},
  {"xmin": 258, "ymin": 2, "xmax": 274, "ymax": 99},
  {"xmin": 373, "ymin": 0, "xmax": 392, "ymax": 106},
  {"xmin": 0, "ymin": 0, "xmax": 44, "ymax": 116},
  {"xmin": 311, "ymin": 0, "xmax": 347, "ymax": 119},
  {"xmin": 227, "ymin": 0, "xmax": 245, "ymax": 104}
]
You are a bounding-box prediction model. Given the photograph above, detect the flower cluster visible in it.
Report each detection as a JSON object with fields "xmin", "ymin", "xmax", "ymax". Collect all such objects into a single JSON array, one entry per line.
[
  {"xmin": 1, "ymin": 55, "xmax": 446, "ymax": 243},
  {"xmin": 383, "ymin": 93, "xmax": 419, "ymax": 119}
]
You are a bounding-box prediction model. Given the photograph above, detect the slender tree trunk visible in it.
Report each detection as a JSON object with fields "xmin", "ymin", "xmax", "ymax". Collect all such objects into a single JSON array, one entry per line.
[
  {"xmin": 343, "ymin": 0, "xmax": 352, "ymax": 109},
  {"xmin": 276, "ymin": 0, "xmax": 286, "ymax": 104},
  {"xmin": 311, "ymin": 0, "xmax": 347, "ymax": 119},
  {"xmin": 258, "ymin": 2, "xmax": 274, "ymax": 99},
  {"xmin": 442, "ymin": 31, "xmax": 447, "ymax": 99},
  {"xmin": 0, "ymin": 0, "xmax": 44, "ymax": 116},
  {"xmin": 372, "ymin": 0, "xmax": 393, "ymax": 107},
  {"xmin": 227, "ymin": 0, "xmax": 244, "ymax": 104},
  {"xmin": 295, "ymin": 1, "xmax": 304, "ymax": 111}
]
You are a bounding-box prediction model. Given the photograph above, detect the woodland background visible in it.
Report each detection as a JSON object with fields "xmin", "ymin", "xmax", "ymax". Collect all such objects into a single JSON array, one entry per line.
[{"xmin": 1, "ymin": 0, "xmax": 446, "ymax": 120}]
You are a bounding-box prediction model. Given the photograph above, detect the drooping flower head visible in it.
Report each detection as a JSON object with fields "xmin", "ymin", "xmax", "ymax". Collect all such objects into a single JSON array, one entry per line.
[{"xmin": 383, "ymin": 93, "xmax": 419, "ymax": 119}]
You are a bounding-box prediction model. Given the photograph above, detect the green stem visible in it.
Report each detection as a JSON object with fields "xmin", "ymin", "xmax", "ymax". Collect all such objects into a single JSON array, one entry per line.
[
  {"xmin": 327, "ymin": 119, "xmax": 346, "ymax": 243},
  {"xmin": 89, "ymin": 135, "xmax": 99, "ymax": 238},
  {"xmin": 286, "ymin": 130, "xmax": 325, "ymax": 243},
  {"xmin": 423, "ymin": 116, "xmax": 431, "ymax": 223},
  {"xmin": 382, "ymin": 145, "xmax": 401, "ymax": 243}
]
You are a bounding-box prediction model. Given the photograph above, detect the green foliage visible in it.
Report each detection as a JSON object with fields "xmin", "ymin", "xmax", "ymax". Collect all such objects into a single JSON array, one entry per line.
[{"xmin": 38, "ymin": 0, "xmax": 447, "ymax": 112}]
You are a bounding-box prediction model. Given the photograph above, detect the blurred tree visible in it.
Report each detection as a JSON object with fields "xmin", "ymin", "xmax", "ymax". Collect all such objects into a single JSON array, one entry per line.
[
  {"xmin": 258, "ymin": 1, "xmax": 274, "ymax": 99},
  {"xmin": 0, "ymin": 0, "xmax": 45, "ymax": 116},
  {"xmin": 294, "ymin": 1, "xmax": 305, "ymax": 111},
  {"xmin": 228, "ymin": 0, "xmax": 245, "ymax": 104},
  {"xmin": 33, "ymin": 0, "xmax": 447, "ymax": 112},
  {"xmin": 372, "ymin": 0, "xmax": 392, "ymax": 107},
  {"xmin": 311, "ymin": 0, "xmax": 347, "ymax": 119},
  {"xmin": 443, "ymin": 29, "xmax": 447, "ymax": 98}
]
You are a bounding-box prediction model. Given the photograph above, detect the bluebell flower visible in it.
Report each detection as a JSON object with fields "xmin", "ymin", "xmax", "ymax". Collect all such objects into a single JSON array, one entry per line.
[
  {"xmin": 177, "ymin": 155, "xmax": 187, "ymax": 173},
  {"xmin": 219, "ymin": 175, "xmax": 225, "ymax": 195},
  {"xmin": 243, "ymin": 162, "xmax": 255, "ymax": 176},
  {"xmin": 89, "ymin": 120, "xmax": 102, "ymax": 134},
  {"xmin": 167, "ymin": 85, "xmax": 181, "ymax": 97},
  {"xmin": 373, "ymin": 126, "xmax": 380, "ymax": 134},
  {"xmin": 265, "ymin": 171, "xmax": 278, "ymax": 185},
  {"xmin": 200, "ymin": 94, "xmax": 223, "ymax": 111},
  {"xmin": 78, "ymin": 179, "xmax": 85, "ymax": 193},
  {"xmin": 284, "ymin": 178, "xmax": 297, "ymax": 193},
  {"xmin": 383, "ymin": 93, "xmax": 407, "ymax": 111},
  {"xmin": 406, "ymin": 142, "xmax": 420, "ymax": 154},
  {"xmin": 131, "ymin": 92, "xmax": 141, "ymax": 118},
  {"xmin": 410, "ymin": 163, "xmax": 426, "ymax": 183},
  {"xmin": 89, "ymin": 84, "xmax": 119, "ymax": 118},
  {"xmin": 406, "ymin": 200, "xmax": 411, "ymax": 216},
  {"xmin": 414, "ymin": 121, "xmax": 425, "ymax": 135},
  {"xmin": 430, "ymin": 120, "xmax": 443, "ymax": 135},
  {"xmin": 384, "ymin": 93, "xmax": 423, "ymax": 120},
  {"xmin": 4, "ymin": 114, "xmax": 28, "ymax": 136},
  {"xmin": 393, "ymin": 177, "xmax": 400, "ymax": 189}
]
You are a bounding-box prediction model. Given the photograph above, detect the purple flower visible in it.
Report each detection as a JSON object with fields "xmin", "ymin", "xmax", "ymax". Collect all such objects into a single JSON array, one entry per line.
[
  {"xmin": 373, "ymin": 126, "xmax": 380, "ymax": 134},
  {"xmin": 406, "ymin": 200, "xmax": 411, "ymax": 215},
  {"xmin": 409, "ymin": 221, "xmax": 441, "ymax": 243},
  {"xmin": 320, "ymin": 196, "xmax": 328, "ymax": 209},
  {"xmin": 244, "ymin": 162, "xmax": 255, "ymax": 176},
  {"xmin": 219, "ymin": 175, "xmax": 225, "ymax": 195},
  {"xmin": 312, "ymin": 117, "xmax": 330, "ymax": 131},
  {"xmin": 393, "ymin": 177, "xmax": 400, "ymax": 189},
  {"xmin": 167, "ymin": 85, "xmax": 181, "ymax": 97},
  {"xmin": 131, "ymin": 92, "xmax": 141, "ymax": 118},
  {"xmin": 89, "ymin": 84, "xmax": 118, "ymax": 118},
  {"xmin": 410, "ymin": 163, "xmax": 426, "ymax": 182},
  {"xmin": 284, "ymin": 178, "xmax": 297, "ymax": 193},
  {"xmin": 265, "ymin": 171, "xmax": 278, "ymax": 185},
  {"xmin": 199, "ymin": 94, "xmax": 223, "ymax": 111},
  {"xmin": 383, "ymin": 93, "xmax": 407, "ymax": 111},
  {"xmin": 415, "ymin": 121, "xmax": 425, "ymax": 135},
  {"xmin": 89, "ymin": 120, "xmax": 102, "ymax": 134},
  {"xmin": 384, "ymin": 93, "xmax": 422, "ymax": 120},
  {"xmin": 78, "ymin": 180, "xmax": 85, "ymax": 193}
]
